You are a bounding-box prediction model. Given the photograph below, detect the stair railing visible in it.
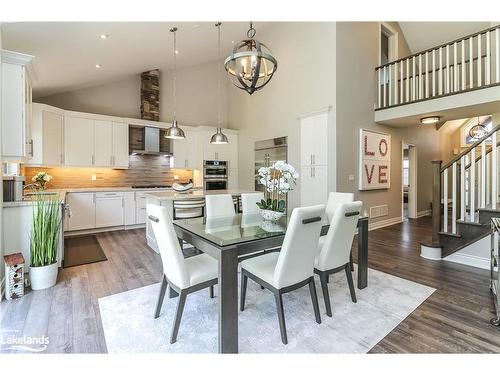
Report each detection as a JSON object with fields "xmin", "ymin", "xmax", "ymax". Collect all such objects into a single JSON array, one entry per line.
[
  {"xmin": 432, "ymin": 123, "xmax": 500, "ymax": 242},
  {"xmin": 376, "ymin": 24, "xmax": 500, "ymax": 110}
]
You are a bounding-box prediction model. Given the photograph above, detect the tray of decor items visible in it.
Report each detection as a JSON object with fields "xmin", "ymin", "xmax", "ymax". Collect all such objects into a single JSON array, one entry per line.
[{"xmin": 172, "ymin": 181, "xmax": 193, "ymax": 193}]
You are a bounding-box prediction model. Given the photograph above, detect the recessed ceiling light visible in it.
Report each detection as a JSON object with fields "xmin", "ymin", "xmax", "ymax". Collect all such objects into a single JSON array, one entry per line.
[
  {"xmin": 231, "ymin": 40, "xmax": 235, "ymax": 44},
  {"xmin": 175, "ymin": 50, "xmax": 179, "ymax": 55},
  {"xmin": 100, "ymin": 34, "xmax": 109, "ymax": 40},
  {"xmin": 420, "ymin": 116, "xmax": 440, "ymax": 124},
  {"xmin": 95, "ymin": 64, "xmax": 102, "ymax": 69}
]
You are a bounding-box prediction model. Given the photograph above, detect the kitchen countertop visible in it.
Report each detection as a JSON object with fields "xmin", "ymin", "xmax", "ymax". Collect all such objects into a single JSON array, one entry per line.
[{"xmin": 145, "ymin": 189, "xmax": 256, "ymax": 201}]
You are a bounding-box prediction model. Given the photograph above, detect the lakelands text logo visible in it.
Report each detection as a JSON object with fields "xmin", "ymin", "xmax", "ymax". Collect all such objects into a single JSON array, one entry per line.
[{"xmin": 1, "ymin": 333, "xmax": 49, "ymax": 352}]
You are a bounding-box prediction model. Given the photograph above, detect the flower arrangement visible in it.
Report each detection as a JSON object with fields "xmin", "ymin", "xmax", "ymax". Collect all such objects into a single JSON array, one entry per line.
[
  {"xmin": 256, "ymin": 160, "xmax": 299, "ymax": 215},
  {"xmin": 32, "ymin": 172, "xmax": 52, "ymax": 190}
]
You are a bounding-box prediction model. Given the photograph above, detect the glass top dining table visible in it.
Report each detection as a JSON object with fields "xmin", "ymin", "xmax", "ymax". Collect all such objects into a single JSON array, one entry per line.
[{"xmin": 171, "ymin": 212, "xmax": 369, "ymax": 354}]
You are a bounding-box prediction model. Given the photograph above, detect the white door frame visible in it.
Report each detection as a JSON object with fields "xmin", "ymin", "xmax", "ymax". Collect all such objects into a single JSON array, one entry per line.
[
  {"xmin": 379, "ymin": 22, "xmax": 399, "ymax": 65},
  {"xmin": 402, "ymin": 142, "xmax": 418, "ymax": 219}
]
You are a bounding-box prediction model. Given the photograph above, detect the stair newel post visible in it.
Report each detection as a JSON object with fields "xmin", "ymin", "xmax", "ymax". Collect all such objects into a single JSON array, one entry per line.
[{"xmin": 432, "ymin": 160, "xmax": 443, "ymax": 243}]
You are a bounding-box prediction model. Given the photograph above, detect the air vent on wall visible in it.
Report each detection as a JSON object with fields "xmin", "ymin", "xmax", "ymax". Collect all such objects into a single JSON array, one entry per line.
[{"xmin": 369, "ymin": 204, "xmax": 388, "ymax": 219}]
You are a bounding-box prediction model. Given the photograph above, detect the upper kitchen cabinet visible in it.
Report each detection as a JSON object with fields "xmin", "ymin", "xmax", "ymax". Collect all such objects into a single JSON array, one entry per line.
[
  {"xmin": 64, "ymin": 116, "xmax": 95, "ymax": 166},
  {"xmin": 112, "ymin": 122, "xmax": 129, "ymax": 168},
  {"xmin": 1, "ymin": 50, "xmax": 34, "ymax": 161},
  {"xmin": 200, "ymin": 128, "xmax": 238, "ymax": 167},
  {"xmin": 27, "ymin": 103, "xmax": 64, "ymax": 166},
  {"xmin": 93, "ymin": 120, "xmax": 128, "ymax": 168},
  {"xmin": 172, "ymin": 127, "xmax": 200, "ymax": 169}
]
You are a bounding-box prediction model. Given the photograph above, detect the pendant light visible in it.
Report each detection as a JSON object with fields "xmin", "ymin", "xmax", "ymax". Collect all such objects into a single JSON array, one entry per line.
[
  {"xmin": 210, "ymin": 22, "xmax": 229, "ymax": 145},
  {"xmin": 224, "ymin": 22, "xmax": 277, "ymax": 95},
  {"xmin": 165, "ymin": 27, "xmax": 186, "ymax": 139}
]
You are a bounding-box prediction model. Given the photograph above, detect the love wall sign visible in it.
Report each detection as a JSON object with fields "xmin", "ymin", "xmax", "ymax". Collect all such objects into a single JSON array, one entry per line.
[{"xmin": 358, "ymin": 129, "xmax": 391, "ymax": 190}]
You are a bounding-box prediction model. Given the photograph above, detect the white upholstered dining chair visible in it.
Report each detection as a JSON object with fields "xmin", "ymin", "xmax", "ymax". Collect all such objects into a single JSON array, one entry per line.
[
  {"xmin": 325, "ymin": 192, "xmax": 354, "ymax": 223},
  {"xmin": 205, "ymin": 194, "xmax": 236, "ymax": 218},
  {"xmin": 239, "ymin": 205, "xmax": 325, "ymax": 345},
  {"xmin": 240, "ymin": 192, "xmax": 265, "ymax": 215},
  {"xmin": 146, "ymin": 203, "xmax": 218, "ymax": 344},
  {"xmin": 315, "ymin": 201, "xmax": 362, "ymax": 317}
]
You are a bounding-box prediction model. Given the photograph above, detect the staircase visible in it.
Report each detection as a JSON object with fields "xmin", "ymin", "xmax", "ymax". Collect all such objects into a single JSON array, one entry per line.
[{"xmin": 428, "ymin": 123, "xmax": 500, "ymax": 258}]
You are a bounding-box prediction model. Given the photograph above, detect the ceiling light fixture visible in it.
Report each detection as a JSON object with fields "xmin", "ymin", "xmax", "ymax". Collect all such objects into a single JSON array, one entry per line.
[
  {"xmin": 420, "ymin": 116, "xmax": 440, "ymax": 124},
  {"xmin": 211, "ymin": 22, "xmax": 229, "ymax": 145},
  {"xmin": 224, "ymin": 22, "xmax": 277, "ymax": 95},
  {"xmin": 100, "ymin": 34, "xmax": 109, "ymax": 40},
  {"xmin": 165, "ymin": 27, "xmax": 186, "ymax": 140},
  {"xmin": 95, "ymin": 64, "xmax": 102, "ymax": 69}
]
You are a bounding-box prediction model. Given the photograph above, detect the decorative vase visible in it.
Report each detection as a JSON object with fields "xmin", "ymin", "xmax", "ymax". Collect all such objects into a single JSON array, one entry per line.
[
  {"xmin": 259, "ymin": 220, "xmax": 286, "ymax": 233},
  {"xmin": 29, "ymin": 262, "xmax": 58, "ymax": 290},
  {"xmin": 260, "ymin": 209, "xmax": 285, "ymax": 222}
]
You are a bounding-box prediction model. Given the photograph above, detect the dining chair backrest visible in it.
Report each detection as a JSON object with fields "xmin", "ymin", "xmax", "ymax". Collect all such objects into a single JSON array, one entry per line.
[
  {"xmin": 325, "ymin": 192, "xmax": 354, "ymax": 223},
  {"xmin": 241, "ymin": 192, "xmax": 265, "ymax": 214},
  {"xmin": 273, "ymin": 205, "xmax": 325, "ymax": 289},
  {"xmin": 205, "ymin": 194, "xmax": 236, "ymax": 218},
  {"xmin": 146, "ymin": 203, "xmax": 190, "ymax": 289},
  {"xmin": 316, "ymin": 201, "xmax": 362, "ymax": 271}
]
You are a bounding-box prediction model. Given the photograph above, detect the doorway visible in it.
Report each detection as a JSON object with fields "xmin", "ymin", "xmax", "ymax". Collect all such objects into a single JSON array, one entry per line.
[{"xmin": 402, "ymin": 143, "xmax": 417, "ymax": 220}]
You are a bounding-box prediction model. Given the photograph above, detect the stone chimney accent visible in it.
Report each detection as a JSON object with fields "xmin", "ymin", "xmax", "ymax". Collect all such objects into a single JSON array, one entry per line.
[{"xmin": 140, "ymin": 69, "xmax": 160, "ymax": 121}]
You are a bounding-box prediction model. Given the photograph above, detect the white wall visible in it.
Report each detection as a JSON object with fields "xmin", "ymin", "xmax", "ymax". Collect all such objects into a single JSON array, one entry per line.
[
  {"xmin": 227, "ymin": 22, "xmax": 337, "ymax": 211},
  {"xmin": 36, "ymin": 60, "xmax": 229, "ymax": 128}
]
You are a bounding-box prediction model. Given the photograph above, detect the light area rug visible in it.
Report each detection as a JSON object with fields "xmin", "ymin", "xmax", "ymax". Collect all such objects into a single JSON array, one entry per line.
[{"xmin": 98, "ymin": 266, "xmax": 435, "ymax": 353}]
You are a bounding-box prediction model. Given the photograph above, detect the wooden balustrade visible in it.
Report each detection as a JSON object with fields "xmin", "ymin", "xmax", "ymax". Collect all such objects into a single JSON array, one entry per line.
[
  {"xmin": 376, "ymin": 25, "xmax": 500, "ymax": 110},
  {"xmin": 432, "ymin": 123, "xmax": 500, "ymax": 238}
]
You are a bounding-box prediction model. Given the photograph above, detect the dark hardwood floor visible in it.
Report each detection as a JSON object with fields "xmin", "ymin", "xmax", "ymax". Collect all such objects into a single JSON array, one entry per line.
[{"xmin": 1, "ymin": 216, "xmax": 499, "ymax": 353}]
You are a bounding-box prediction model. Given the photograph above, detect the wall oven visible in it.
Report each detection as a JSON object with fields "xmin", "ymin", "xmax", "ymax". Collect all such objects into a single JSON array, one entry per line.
[{"xmin": 203, "ymin": 160, "xmax": 228, "ymax": 190}]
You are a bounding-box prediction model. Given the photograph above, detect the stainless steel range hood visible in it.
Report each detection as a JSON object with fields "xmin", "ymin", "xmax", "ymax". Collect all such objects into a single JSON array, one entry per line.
[{"xmin": 129, "ymin": 126, "xmax": 172, "ymax": 156}]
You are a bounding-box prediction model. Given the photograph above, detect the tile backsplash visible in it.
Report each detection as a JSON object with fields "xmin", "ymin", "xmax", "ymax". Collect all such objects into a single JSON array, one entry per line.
[{"xmin": 22, "ymin": 155, "xmax": 194, "ymax": 189}]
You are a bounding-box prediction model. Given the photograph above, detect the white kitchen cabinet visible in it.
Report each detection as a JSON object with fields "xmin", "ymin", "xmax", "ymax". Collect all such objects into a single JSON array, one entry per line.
[
  {"xmin": 28, "ymin": 104, "xmax": 64, "ymax": 166},
  {"xmin": 173, "ymin": 128, "xmax": 199, "ymax": 169},
  {"xmin": 94, "ymin": 120, "xmax": 113, "ymax": 167},
  {"xmin": 64, "ymin": 116, "xmax": 95, "ymax": 166},
  {"xmin": 112, "ymin": 122, "xmax": 129, "ymax": 168},
  {"xmin": 135, "ymin": 192, "xmax": 147, "ymax": 224},
  {"xmin": 1, "ymin": 50, "xmax": 34, "ymax": 160},
  {"xmin": 300, "ymin": 112, "xmax": 328, "ymax": 167},
  {"xmin": 228, "ymin": 167, "xmax": 239, "ymax": 189},
  {"xmin": 201, "ymin": 128, "xmax": 238, "ymax": 165},
  {"xmin": 300, "ymin": 165, "xmax": 328, "ymax": 207},
  {"xmin": 123, "ymin": 192, "xmax": 136, "ymax": 226},
  {"xmin": 66, "ymin": 193, "xmax": 96, "ymax": 231},
  {"xmin": 95, "ymin": 192, "xmax": 124, "ymax": 228}
]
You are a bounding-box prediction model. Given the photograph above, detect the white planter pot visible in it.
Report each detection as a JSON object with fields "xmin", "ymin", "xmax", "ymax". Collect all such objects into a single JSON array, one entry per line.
[
  {"xmin": 29, "ymin": 262, "xmax": 58, "ymax": 290},
  {"xmin": 260, "ymin": 209, "xmax": 285, "ymax": 222}
]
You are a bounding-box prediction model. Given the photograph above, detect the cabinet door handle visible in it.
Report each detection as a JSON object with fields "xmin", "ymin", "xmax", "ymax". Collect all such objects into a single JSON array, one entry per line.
[
  {"xmin": 310, "ymin": 155, "xmax": 312, "ymax": 165},
  {"xmin": 313, "ymin": 154, "xmax": 315, "ymax": 165}
]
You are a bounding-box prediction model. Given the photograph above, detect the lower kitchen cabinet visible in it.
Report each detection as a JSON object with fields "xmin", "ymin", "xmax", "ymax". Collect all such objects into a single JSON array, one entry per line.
[
  {"xmin": 66, "ymin": 192, "xmax": 96, "ymax": 231},
  {"xmin": 95, "ymin": 192, "xmax": 124, "ymax": 227},
  {"xmin": 300, "ymin": 165, "xmax": 328, "ymax": 207},
  {"xmin": 123, "ymin": 192, "xmax": 136, "ymax": 225}
]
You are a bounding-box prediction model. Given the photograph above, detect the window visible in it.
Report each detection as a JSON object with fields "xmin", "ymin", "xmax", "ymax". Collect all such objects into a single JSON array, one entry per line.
[{"xmin": 403, "ymin": 158, "xmax": 409, "ymax": 187}]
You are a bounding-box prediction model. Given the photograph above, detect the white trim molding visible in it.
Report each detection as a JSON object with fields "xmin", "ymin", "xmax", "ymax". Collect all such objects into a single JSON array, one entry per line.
[
  {"xmin": 420, "ymin": 244, "xmax": 442, "ymax": 260},
  {"xmin": 417, "ymin": 209, "xmax": 431, "ymax": 218},
  {"xmin": 368, "ymin": 216, "xmax": 403, "ymax": 231},
  {"xmin": 444, "ymin": 252, "xmax": 490, "ymax": 270}
]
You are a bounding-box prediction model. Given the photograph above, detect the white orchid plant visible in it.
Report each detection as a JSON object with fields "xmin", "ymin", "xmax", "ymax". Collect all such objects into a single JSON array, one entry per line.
[
  {"xmin": 32, "ymin": 171, "xmax": 52, "ymax": 190},
  {"xmin": 257, "ymin": 160, "xmax": 299, "ymax": 212}
]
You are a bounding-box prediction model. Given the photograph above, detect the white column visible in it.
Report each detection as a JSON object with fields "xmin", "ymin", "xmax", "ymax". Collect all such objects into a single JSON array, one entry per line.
[
  {"xmin": 460, "ymin": 155, "xmax": 466, "ymax": 220},
  {"xmin": 452, "ymin": 162, "xmax": 457, "ymax": 234},
  {"xmin": 470, "ymin": 149, "xmax": 476, "ymax": 221},
  {"xmin": 481, "ymin": 141, "xmax": 486, "ymax": 208},
  {"xmin": 493, "ymin": 131, "xmax": 498, "ymax": 209},
  {"xmin": 443, "ymin": 168, "xmax": 448, "ymax": 232}
]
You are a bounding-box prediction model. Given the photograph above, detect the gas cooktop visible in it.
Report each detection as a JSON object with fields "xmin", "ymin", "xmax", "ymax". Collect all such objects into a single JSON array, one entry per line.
[{"xmin": 131, "ymin": 184, "xmax": 172, "ymax": 189}]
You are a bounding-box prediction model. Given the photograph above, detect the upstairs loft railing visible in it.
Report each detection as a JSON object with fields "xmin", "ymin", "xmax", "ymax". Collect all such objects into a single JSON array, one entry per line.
[
  {"xmin": 376, "ymin": 25, "xmax": 500, "ymax": 110},
  {"xmin": 432, "ymin": 123, "xmax": 500, "ymax": 241}
]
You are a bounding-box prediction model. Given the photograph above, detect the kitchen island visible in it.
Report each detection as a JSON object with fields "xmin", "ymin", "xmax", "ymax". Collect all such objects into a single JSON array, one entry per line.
[{"xmin": 145, "ymin": 189, "xmax": 256, "ymax": 252}]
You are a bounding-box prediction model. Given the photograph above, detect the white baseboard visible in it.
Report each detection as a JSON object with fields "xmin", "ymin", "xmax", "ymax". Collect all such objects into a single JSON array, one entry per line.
[
  {"xmin": 368, "ymin": 216, "xmax": 403, "ymax": 231},
  {"xmin": 444, "ymin": 252, "xmax": 490, "ymax": 270},
  {"xmin": 417, "ymin": 210, "xmax": 431, "ymax": 218}
]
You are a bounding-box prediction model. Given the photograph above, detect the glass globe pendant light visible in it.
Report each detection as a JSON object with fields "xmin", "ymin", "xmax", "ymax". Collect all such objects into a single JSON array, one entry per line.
[
  {"xmin": 210, "ymin": 22, "xmax": 229, "ymax": 145},
  {"xmin": 165, "ymin": 27, "xmax": 186, "ymax": 139},
  {"xmin": 224, "ymin": 22, "xmax": 277, "ymax": 95}
]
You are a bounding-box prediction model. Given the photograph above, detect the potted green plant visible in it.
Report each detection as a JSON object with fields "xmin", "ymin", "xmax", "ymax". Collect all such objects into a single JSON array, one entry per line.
[
  {"xmin": 29, "ymin": 192, "xmax": 61, "ymax": 290},
  {"xmin": 31, "ymin": 171, "xmax": 52, "ymax": 190},
  {"xmin": 256, "ymin": 160, "xmax": 299, "ymax": 221}
]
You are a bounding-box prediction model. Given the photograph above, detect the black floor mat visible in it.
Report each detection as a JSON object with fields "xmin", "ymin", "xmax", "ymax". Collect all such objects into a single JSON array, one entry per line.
[{"xmin": 63, "ymin": 235, "xmax": 107, "ymax": 268}]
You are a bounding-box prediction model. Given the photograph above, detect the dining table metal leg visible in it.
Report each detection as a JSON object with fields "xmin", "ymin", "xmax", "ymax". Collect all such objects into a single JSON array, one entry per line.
[
  {"xmin": 218, "ymin": 249, "xmax": 239, "ymax": 353},
  {"xmin": 357, "ymin": 218, "xmax": 369, "ymax": 289}
]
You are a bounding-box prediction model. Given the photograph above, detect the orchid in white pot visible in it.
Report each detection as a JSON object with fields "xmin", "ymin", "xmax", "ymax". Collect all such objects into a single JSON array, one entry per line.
[
  {"xmin": 32, "ymin": 171, "xmax": 52, "ymax": 190},
  {"xmin": 256, "ymin": 160, "xmax": 299, "ymax": 221}
]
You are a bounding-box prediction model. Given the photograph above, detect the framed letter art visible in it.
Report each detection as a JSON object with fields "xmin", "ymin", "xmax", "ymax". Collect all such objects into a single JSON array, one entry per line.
[{"xmin": 359, "ymin": 129, "xmax": 391, "ymax": 190}]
